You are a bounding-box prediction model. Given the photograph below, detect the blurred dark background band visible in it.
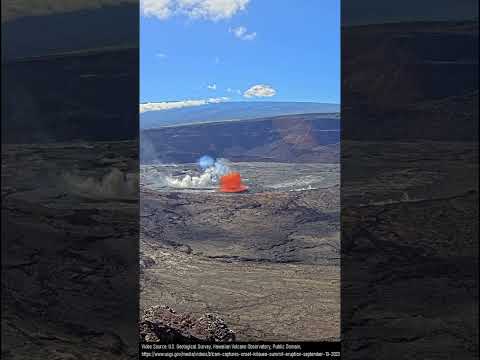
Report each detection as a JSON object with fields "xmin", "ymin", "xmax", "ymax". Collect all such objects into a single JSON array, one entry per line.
[{"xmin": 341, "ymin": 0, "xmax": 478, "ymax": 359}]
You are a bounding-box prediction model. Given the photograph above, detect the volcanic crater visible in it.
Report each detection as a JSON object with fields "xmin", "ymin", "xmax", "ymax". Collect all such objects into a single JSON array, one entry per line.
[{"xmin": 140, "ymin": 114, "xmax": 341, "ymax": 341}]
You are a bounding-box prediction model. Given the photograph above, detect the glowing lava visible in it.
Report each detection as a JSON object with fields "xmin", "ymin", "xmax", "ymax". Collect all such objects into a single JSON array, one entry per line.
[{"xmin": 219, "ymin": 172, "xmax": 248, "ymax": 193}]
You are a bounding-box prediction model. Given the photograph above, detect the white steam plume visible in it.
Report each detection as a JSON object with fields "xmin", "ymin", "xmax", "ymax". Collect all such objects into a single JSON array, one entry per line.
[
  {"xmin": 64, "ymin": 168, "xmax": 138, "ymax": 199},
  {"xmin": 165, "ymin": 156, "xmax": 231, "ymax": 189}
]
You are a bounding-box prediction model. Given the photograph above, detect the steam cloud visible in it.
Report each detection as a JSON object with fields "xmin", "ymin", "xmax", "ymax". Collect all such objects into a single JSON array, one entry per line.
[
  {"xmin": 166, "ymin": 156, "xmax": 231, "ymax": 189},
  {"xmin": 64, "ymin": 168, "xmax": 138, "ymax": 198}
]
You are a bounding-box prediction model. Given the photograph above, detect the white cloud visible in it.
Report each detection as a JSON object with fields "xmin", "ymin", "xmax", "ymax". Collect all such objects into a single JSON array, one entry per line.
[
  {"xmin": 142, "ymin": 0, "xmax": 173, "ymax": 19},
  {"xmin": 230, "ymin": 26, "xmax": 256, "ymax": 40},
  {"xmin": 241, "ymin": 32, "xmax": 256, "ymax": 41},
  {"xmin": 243, "ymin": 84, "xmax": 276, "ymax": 98},
  {"xmin": 178, "ymin": 0, "xmax": 250, "ymax": 20},
  {"xmin": 156, "ymin": 53, "xmax": 167, "ymax": 58},
  {"xmin": 141, "ymin": 0, "xmax": 249, "ymax": 21},
  {"xmin": 207, "ymin": 84, "xmax": 217, "ymax": 90},
  {"xmin": 140, "ymin": 97, "xmax": 229, "ymax": 113},
  {"xmin": 214, "ymin": 56, "xmax": 220, "ymax": 64},
  {"xmin": 207, "ymin": 96, "xmax": 229, "ymax": 103}
]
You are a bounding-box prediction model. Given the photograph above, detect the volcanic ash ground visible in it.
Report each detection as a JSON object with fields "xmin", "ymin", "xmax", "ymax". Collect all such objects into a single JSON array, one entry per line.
[{"xmin": 140, "ymin": 160, "xmax": 341, "ymax": 341}]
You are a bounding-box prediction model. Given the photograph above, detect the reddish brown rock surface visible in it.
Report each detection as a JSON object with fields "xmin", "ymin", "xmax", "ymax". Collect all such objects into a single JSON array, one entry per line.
[{"xmin": 140, "ymin": 305, "xmax": 236, "ymax": 343}]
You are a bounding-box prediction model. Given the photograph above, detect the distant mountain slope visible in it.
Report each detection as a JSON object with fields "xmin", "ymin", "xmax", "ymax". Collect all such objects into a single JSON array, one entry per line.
[
  {"xmin": 342, "ymin": 21, "xmax": 478, "ymax": 141},
  {"xmin": 141, "ymin": 113, "xmax": 340, "ymax": 164},
  {"xmin": 2, "ymin": 3, "xmax": 138, "ymax": 61},
  {"xmin": 140, "ymin": 102, "xmax": 340, "ymax": 129},
  {"xmin": 2, "ymin": 47, "xmax": 138, "ymax": 143}
]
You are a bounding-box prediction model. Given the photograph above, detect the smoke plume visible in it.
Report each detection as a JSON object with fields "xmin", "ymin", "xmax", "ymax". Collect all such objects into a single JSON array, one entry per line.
[
  {"xmin": 165, "ymin": 156, "xmax": 231, "ymax": 189},
  {"xmin": 64, "ymin": 168, "xmax": 138, "ymax": 198}
]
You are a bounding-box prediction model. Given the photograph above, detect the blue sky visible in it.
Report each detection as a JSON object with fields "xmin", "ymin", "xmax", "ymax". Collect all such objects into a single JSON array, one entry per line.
[{"xmin": 140, "ymin": 0, "xmax": 340, "ymax": 106}]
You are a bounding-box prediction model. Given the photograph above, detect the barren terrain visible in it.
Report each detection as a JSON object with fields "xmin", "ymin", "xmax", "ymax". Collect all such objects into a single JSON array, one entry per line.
[{"xmin": 140, "ymin": 162, "xmax": 341, "ymax": 341}]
